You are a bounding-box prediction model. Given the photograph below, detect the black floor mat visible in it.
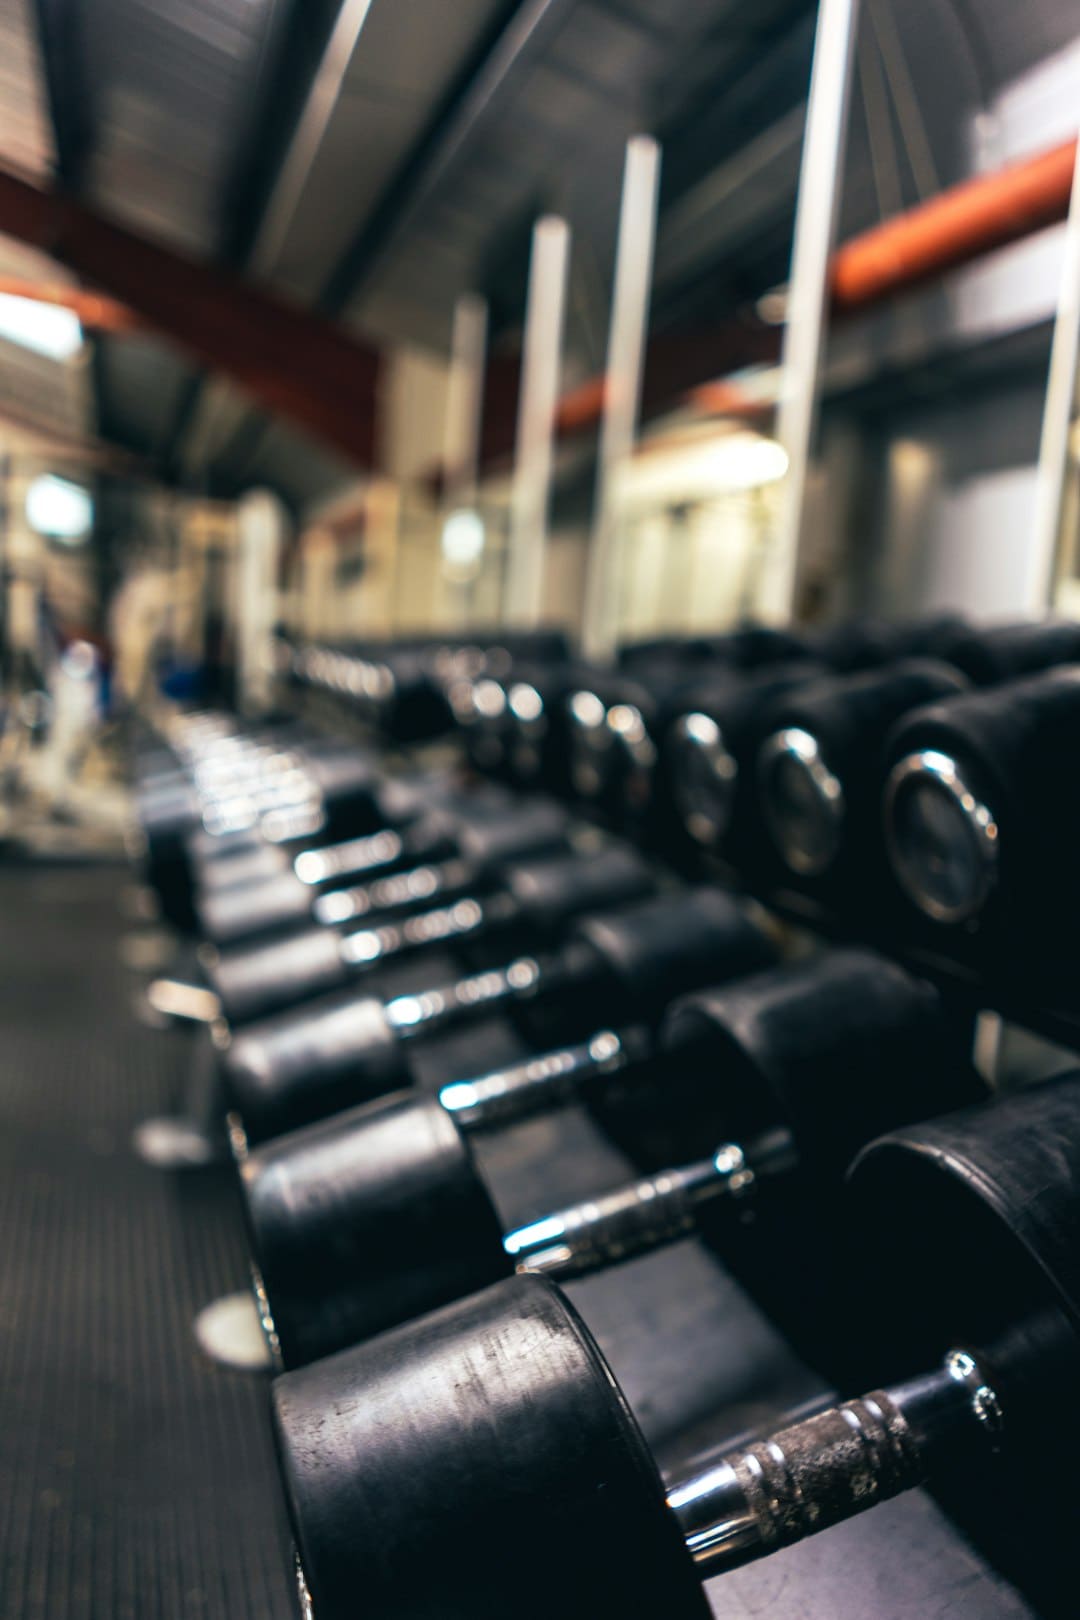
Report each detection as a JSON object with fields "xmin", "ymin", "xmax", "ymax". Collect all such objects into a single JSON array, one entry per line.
[{"xmin": 0, "ymin": 862, "xmax": 294, "ymax": 1620}]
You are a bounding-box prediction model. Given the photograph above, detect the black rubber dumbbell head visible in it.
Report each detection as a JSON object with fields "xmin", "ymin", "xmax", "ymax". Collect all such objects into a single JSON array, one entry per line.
[
  {"xmin": 272, "ymin": 1274, "xmax": 710, "ymax": 1620},
  {"xmin": 848, "ymin": 1069, "xmax": 1080, "ymax": 1438},
  {"xmin": 655, "ymin": 948, "xmax": 982, "ymax": 1176},
  {"xmin": 756, "ymin": 659, "xmax": 968, "ymax": 883},
  {"xmin": 245, "ymin": 1090, "xmax": 509, "ymax": 1369},
  {"xmin": 883, "ymin": 667, "xmax": 1080, "ymax": 939}
]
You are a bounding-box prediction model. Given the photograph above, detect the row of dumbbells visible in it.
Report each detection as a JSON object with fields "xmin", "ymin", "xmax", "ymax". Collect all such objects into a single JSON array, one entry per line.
[
  {"xmin": 450, "ymin": 614, "xmax": 1080, "ymax": 977},
  {"xmin": 129, "ymin": 621, "xmax": 1080, "ymax": 1617},
  {"xmin": 274, "ymin": 612, "xmax": 1080, "ymax": 993}
]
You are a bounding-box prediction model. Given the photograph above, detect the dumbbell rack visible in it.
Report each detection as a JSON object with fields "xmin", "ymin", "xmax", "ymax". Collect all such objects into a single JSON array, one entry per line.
[
  {"xmin": 402, "ymin": 993, "xmax": 1056, "ymax": 1616},
  {"xmin": 264, "ymin": 661, "xmax": 1080, "ymax": 1614},
  {"xmin": 128, "ymin": 698, "xmax": 1078, "ymax": 1617}
]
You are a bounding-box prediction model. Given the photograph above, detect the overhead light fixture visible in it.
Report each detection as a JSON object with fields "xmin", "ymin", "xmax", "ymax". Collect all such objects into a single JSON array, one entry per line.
[
  {"xmin": 0, "ymin": 292, "xmax": 83, "ymax": 360},
  {"xmin": 617, "ymin": 431, "xmax": 789, "ymax": 506},
  {"xmin": 755, "ymin": 287, "xmax": 788, "ymax": 325},
  {"xmin": 706, "ymin": 434, "xmax": 789, "ymax": 492},
  {"xmin": 26, "ymin": 474, "xmax": 94, "ymax": 543},
  {"xmin": 441, "ymin": 508, "xmax": 486, "ymax": 575}
]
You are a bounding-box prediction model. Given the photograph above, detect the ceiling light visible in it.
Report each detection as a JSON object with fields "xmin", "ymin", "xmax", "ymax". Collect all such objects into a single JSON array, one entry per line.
[
  {"xmin": 26, "ymin": 475, "xmax": 94, "ymax": 542},
  {"xmin": 441, "ymin": 509, "xmax": 485, "ymax": 573},
  {"xmin": 0, "ymin": 293, "xmax": 82, "ymax": 360}
]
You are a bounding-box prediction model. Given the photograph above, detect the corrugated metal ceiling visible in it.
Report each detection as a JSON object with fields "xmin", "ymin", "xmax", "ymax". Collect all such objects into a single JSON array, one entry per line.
[
  {"xmin": 0, "ymin": 1, "xmax": 87, "ymax": 447},
  {"xmin": 2, "ymin": 0, "xmax": 1078, "ymax": 509},
  {"xmin": 82, "ymin": 0, "xmax": 280, "ymax": 256}
]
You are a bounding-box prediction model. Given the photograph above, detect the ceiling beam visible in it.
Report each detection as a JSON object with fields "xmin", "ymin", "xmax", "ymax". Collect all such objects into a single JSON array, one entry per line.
[{"xmin": 0, "ymin": 168, "xmax": 384, "ymax": 466}]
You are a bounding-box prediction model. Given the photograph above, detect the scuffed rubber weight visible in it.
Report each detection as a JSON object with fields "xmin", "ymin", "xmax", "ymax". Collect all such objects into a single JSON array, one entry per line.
[
  {"xmin": 571, "ymin": 885, "xmax": 775, "ymax": 1014},
  {"xmin": 225, "ymin": 992, "xmax": 411, "ymax": 1142},
  {"xmin": 654, "ymin": 947, "xmax": 982, "ymax": 1175},
  {"xmin": 450, "ymin": 795, "xmax": 569, "ymax": 866},
  {"xmin": 223, "ymin": 880, "xmax": 740, "ymax": 1140},
  {"xmin": 272, "ymin": 1275, "xmax": 710, "ymax": 1620},
  {"xmin": 756, "ymin": 660, "xmax": 968, "ymax": 885},
  {"xmin": 240, "ymin": 946, "xmax": 972, "ymax": 1369},
  {"xmin": 883, "ymin": 666, "xmax": 1080, "ymax": 941},
  {"xmin": 219, "ymin": 851, "xmax": 329, "ymax": 936},
  {"xmin": 244, "ymin": 1092, "xmax": 510, "ymax": 1368},
  {"xmin": 270, "ymin": 1076, "xmax": 1080, "ymax": 1617},
  {"xmin": 210, "ymin": 843, "xmax": 654, "ymax": 1026},
  {"xmin": 209, "ymin": 927, "xmax": 352, "ymax": 1025},
  {"xmin": 848, "ymin": 1068, "xmax": 1080, "ymax": 1431},
  {"xmin": 932, "ymin": 618, "xmax": 1080, "ymax": 686},
  {"xmin": 663, "ymin": 662, "xmax": 824, "ymax": 854},
  {"xmin": 460, "ymin": 661, "xmax": 604, "ymax": 793},
  {"xmin": 197, "ymin": 866, "xmax": 320, "ymax": 946},
  {"xmin": 807, "ymin": 614, "xmax": 971, "ymax": 673},
  {"xmin": 136, "ymin": 778, "xmax": 198, "ymax": 857},
  {"xmin": 193, "ymin": 844, "xmax": 292, "ymax": 895}
]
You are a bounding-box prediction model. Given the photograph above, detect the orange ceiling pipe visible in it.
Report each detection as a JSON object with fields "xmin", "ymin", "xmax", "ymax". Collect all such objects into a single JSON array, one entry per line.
[
  {"xmin": 592, "ymin": 136, "xmax": 1080, "ymax": 435},
  {"xmin": 830, "ymin": 136, "xmax": 1078, "ymax": 312},
  {"xmin": 556, "ymin": 375, "xmax": 608, "ymax": 434}
]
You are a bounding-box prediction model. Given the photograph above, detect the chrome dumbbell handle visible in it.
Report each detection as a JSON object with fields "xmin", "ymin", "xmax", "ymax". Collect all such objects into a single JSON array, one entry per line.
[
  {"xmin": 503, "ymin": 1140, "xmax": 768, "ymax": 1281},
  {"xmin": 669, "ymin": 1349, "xmax": 1003, "ymax": 1578},
  {"xmin": 439, "ymin": 1024, "xmax": 648, "ymax": 1131}
]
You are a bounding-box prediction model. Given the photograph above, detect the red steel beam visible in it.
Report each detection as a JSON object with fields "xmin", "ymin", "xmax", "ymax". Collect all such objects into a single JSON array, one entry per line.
[{"xmin": 0, "ymin": 168, "xmax": 384, "ymax": 465}]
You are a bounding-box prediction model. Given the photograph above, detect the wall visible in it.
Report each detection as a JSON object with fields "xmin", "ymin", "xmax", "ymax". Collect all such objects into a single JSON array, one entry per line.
[{"xmin": 832, "ymin": 35, "xmax": 1080, "ymax": 622}]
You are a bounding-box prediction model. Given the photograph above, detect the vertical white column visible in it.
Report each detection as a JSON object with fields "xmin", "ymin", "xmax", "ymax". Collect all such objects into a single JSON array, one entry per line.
[
  {"xmin": 236, "ymin": 489, "xmax": 288, "ymax": 715},
  {"xmin": 581, "ymin": 135, "xmax": 662, "ymax": 664},
  {"xmin": 503, "ymin": 215, "xmax": 571, "ymax": 627},
  {"xmin": 760, "ymin": 0, "xmax": 862, "ymax": 624},
  {"xmin": 1026, "ymin": 135, "xmax": 1080, "ymax": 611},
  {"xmin": 441, "ymin": 295, "xmax": 489, "ymax": 630}
]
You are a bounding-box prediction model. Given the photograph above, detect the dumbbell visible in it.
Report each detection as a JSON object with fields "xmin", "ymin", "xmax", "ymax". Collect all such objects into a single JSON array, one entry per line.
[
  {"xmin": 207, "ymin": 841, "xmax": 652, "ymax": 1025},
  {"xmin": 617, "ymin": 625, "xmax": 815, "ymax": 675},
  {"xmin": 185, "ymin": 768, "xmax": 462, "ymax": 898},
  {"xmin": 242, "ymin": 947, "xmax": 980, "ymax": 1368},
  {"xmin": 564, "ymin": 664, "xmax": 709, "ymax": 823},
  {"xmin": 927, "ymin": 616, "xmax": 1080, "ymax": 685},
  {"xmin": 662, "ymin": 661, "xmax": 825, "ymax": 861},
  {"xmin": 293, "ymin": 642, "xmax": 452, "ymax": 740},
  {"xmin": 455, "ymin": 632, "xmax": 804, "ymax": 803},
  {"xmin": 136, "ymin": 731, "xmax": 380, "ymax": 931},
  {"xmin": 222, "ymin": 883, "xmax": 761, "ymax": 1144},
  {"xmin": 883, "ymin": 666, "xmax": 1080, "ymax": 962},
  {"xmin": 755, "ymin": 659, "xmax": 969, "ymax": 896},
  {"xmin": 805, "ymin": 613, "xmax": 972, "ymax": 672},
  {"xmin": 453, "ymin": 660, "xmax": 610, "ymax": 797},
  {"xmin": 194, "ymin": 790, "xmax": 569, "ymax": 946},
  {"xmin": 270, "ymin": 1068, "xmax": 1080, "ymax": 1620},
  {"xmin": 295, "ymin": 629, "xmax": 570, "ymax": 742},
  {"xmin": 136, "ymin": 725, "xmax": 380, "ymax": 870}
]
